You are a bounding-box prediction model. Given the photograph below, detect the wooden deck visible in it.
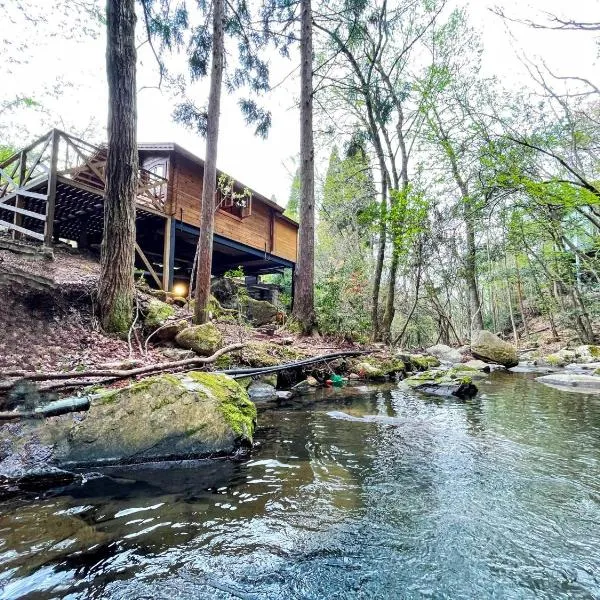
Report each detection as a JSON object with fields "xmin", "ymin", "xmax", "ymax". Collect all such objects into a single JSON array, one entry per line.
[{"xmin": 0, "ymin": 129, "xmax": 168, "ymax": 245}]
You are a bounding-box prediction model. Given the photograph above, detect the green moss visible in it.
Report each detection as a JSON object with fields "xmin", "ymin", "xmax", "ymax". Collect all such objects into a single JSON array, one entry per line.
[
  {"xmin": 175, "ymin": 323, "xmax": 223, "ymax": 356},
  {"xmin": 404, "ymin": 369, "xmax": 441, "ymax": 387},
  {"xmin": 144, "ymin": 299, "xmax": 175, "ymax": 329},
  {"xmin": 409, "ymin": 355, "xmax": 441, "ymax": 370},
  {"xmin": 217, "ymin": 314, "xmax": 238, "ymax": 323},
  {"xmin": 186, "ymin": 372, "xmax": 257, "ymax": 439},
  {"xmin": 236, "ymin": 376, "xmax": 253, "ymax": 389},
  {"xmin": 95, "ymin": 374, "xmax": 181, "ymax": 405},
  {"xmin": 450, "ymin": 364, "xmax": 478, "ymax": 372},
  {"xmin": 545, "ymin": 354, "xmax": 563, "ymax": 367},
  {"xmin": 238, "ymin": 342, "xmax": 307, "ymax": 368},
  {"xmin": 103, "ymin": 292, "xmax": 133, "ymax": 334},
  {"xmin": 589, "ymin": 346, "xmax": 600, "ymax": 358},
  {"xmin": 214, "ymin": 354, "xmax": 234, "ymax": 369}
]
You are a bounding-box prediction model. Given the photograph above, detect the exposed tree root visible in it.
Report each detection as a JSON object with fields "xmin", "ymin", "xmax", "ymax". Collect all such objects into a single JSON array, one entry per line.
[{"xmin": 0, "ymin": 343, "xmax": 245, "ymax": 393}]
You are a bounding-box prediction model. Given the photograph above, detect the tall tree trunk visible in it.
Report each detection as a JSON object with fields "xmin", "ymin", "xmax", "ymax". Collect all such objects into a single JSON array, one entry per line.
[
  {"xmin": 371, "ymin": 175, "xmax": 387, "ymax": 341},
  {"xmin": 99, "ymin": 0, "xmax": 138, "ymax": 333},
  {"xmin": 514, "ymin": 256, "xmax": 529, "ymax": 338},
  {"xmin": 194, "ymin": 0, "xmax": 224, "ymax": 324},
  {"xmin": 465, "ymin": 211, "xmax": 483, "ymax": 332},
  {"xmin": 292, "ymin": 0, "xmax": 316, "ymax": 333}
]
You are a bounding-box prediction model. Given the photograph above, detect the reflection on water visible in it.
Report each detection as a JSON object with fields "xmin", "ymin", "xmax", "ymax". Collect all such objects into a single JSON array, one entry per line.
[{"xmin": 1, "ymin": 373, "xmax": 600, "ymax": 599}]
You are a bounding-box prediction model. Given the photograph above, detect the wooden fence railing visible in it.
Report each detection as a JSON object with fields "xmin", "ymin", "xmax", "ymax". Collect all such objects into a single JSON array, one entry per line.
[{"xmin": 0, "ymin": 129, "xmax": 168, "ymax": 244}]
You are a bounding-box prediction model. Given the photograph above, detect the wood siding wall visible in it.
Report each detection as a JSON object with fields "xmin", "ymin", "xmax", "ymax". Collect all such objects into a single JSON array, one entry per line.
[{"xmin": 167, "ymin": 154, "xmax": 297, "ymax": 263}]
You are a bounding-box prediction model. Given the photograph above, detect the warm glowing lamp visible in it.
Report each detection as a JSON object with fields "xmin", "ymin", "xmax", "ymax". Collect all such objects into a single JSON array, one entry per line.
[{"xmin": 172, "ymin": 282, "xmax": 188, "ymax": 298}]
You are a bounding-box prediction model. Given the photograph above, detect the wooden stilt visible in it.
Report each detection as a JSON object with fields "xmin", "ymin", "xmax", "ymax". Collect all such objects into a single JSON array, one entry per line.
[
  {"xmin": 162, "ymin": 216, "xmax": 174, "ymax": 292},
  {"xmin": 44, "ymin": 129, "xmax": 60, "ymax": 247}
]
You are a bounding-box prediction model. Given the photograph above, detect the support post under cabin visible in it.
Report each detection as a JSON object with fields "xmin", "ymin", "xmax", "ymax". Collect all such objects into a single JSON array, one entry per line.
[
  {"xmin": 44, "ymin": 129, "xmax": 60, "ymax": 248},
  {"xmin": 162, "ymin": 216, "xmax": 176, "ymax": 292}
]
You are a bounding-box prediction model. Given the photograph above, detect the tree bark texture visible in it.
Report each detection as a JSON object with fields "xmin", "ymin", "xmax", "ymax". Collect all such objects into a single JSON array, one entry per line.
[
  {"xmin": 292, "ymin": 0, "xmax": 316, "ymax": 333},
  {"xmin": 99, "ymin": 0, "xmax": 138, "ymax": 333},
  {"xmin": 465, "ymin": 212, "xmax": 484, "ymax": 332},
  {"xmin": 194, "ymin": 0, "xmax": 225, "ymax": 324},
  {"xmin": 371, "ymin": 175, "xmax": 387, "ymax": 341}
]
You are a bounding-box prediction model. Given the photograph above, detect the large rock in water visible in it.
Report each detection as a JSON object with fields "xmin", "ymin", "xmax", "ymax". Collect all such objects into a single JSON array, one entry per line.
[
  {"xmin": 247, "ymin": 381, "xmax": 278, "ymax": 402},
  {"xmin": 0, "ymin": 373, "xmax": 256, "ymax": 486},
  {"xmin": 471, "ymin": 330, "xmax": 518, "ymax": 368},
  {"xmin": 175, "ymin": 323, "xmax": 223, "ymax": 356},
  {"xmin": 403, "ymin": 368, "xmax": 478, "ymax": 399}
]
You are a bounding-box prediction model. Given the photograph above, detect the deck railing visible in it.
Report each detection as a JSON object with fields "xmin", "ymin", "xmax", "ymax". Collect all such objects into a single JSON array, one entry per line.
[{"xmin": 0, "ymin": 129, "xmax": 168, "ymax": 244}]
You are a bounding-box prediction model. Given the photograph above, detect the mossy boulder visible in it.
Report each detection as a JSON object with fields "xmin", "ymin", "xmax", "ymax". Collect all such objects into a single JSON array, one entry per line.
[
  {"xmin": 236, "ymin": 341, "xmax": 308, "ymax": 368},
  {"xmin": 175, "ymin": 323, "xmax": 223, "ymax": 356},
  {"xmin": 404, "ymin": 368, "xmax": 478, "ymax": 399},
  {"xmin": 153, "ymin": 319, "xmax": 188, "ymax": 343},
  {"xmin": 399, "ymin": 354, "xmax": 440, "ymax": 371},
  {"xmin": 0, "ymin": 373, "xmax": 256, "ymax": 482},
  {"xmin": 143, "ymin": 299, "xmax": 176, "ymax": 329},
  {"xmin": 242, "ymin": 297, "xmax": 279, "ymax": 326},
  {"xmin": 471, "ymin": 330, "xmax": 518, "ymax": 368},
  {"xmin": 352, "ymin": 356, "xmax": 406, "ymax": 380},
  {"xmin": 211, "ymin": 277, "xmax": 239, "ymax": 309},
  {"xmin": 58, "ymin": 373, "xmax": 255, "ymax": 465}
]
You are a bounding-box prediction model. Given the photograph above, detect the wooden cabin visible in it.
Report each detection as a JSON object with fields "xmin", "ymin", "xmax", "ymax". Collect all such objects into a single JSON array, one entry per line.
[{"xmin": 0, "ymin": 130, "xmax": 298, "ymax": 292}]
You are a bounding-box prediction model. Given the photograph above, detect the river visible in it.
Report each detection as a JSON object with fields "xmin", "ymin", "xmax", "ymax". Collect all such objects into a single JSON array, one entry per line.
[{"xmin": 1, "ymin": 372, "xmax": 599, "ymax": 599}]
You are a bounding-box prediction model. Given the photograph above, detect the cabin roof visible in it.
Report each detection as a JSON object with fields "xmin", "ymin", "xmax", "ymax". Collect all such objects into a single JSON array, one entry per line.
[{"xmin": 138, "ymin": 142, "xmax": 298, "ymax": 227}]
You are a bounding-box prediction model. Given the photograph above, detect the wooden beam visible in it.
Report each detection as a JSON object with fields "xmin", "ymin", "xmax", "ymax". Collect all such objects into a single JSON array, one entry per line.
[
  {"xmin": 2, "ymin": 202, "xmax": 47, "ymax": 221},
  {"xmin": 22, "ymin": 135, "xmax": 51, "ymax": 187},
  {"xmin": 0, "ymin": 218, "xmax": 45, "ymax": 241},
  {"xmin": 0, "ymin": 187, "xmax": 49, "ymax": 207},
  {"xmin": 44, "ymin": 129, "xmax": 60, "ymax": 247},
  {"xmin": 162, "ymin": 216, "xmax": 174, "ymax": 291},
  {"xmin": 135, "ymin": 242, "xmax": 163, "ymax": 289},
  {"xmin": 0, "ymin": 131, "xmax": 53, "ymax": 169}
]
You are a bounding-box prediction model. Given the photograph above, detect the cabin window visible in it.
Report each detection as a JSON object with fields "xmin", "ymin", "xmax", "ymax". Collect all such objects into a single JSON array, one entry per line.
[
  {"xmin": 216, "ymin": 174, "xmax": 252, "ymax": 219},
  {"xmin": 219, "ymin": 191, "xmax": 252, "ymax": 219}
]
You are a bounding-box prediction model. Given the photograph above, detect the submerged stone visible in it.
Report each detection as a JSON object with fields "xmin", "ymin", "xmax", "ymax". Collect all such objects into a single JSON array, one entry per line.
[
  {"xmin": 247, "ymin": 382, "xmax": 278, "ymax": 402},
  {"xmin": 536, "ymin": 373, "xmax": 600, "ymax": 393}
]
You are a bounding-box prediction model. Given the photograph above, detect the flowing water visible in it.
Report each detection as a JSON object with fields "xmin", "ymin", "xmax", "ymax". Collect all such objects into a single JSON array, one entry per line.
[{"xmin": 1, "ymin": 372, "xmax": 600, "ymax": 599}]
